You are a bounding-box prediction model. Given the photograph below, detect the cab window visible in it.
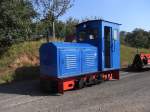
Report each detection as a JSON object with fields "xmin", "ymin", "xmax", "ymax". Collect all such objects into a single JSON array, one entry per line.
[
  {"xmin": 113, "ymin": 29, "xmax": 118, "ymax": 40},
  {"xmin": 87, "ymin": 29, "xmax": 98, "ymax": 40},
  {"xmin": 78, "ymin": 29, "xmax": 98, "ymax": 41},
  {"xmin": 79, "ymin": 31, "xmax": 86, "ymax": 41}
]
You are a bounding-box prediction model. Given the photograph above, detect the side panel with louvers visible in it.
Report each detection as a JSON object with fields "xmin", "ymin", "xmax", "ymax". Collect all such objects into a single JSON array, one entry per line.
[
  {"xmin": 59, "ymin": 49, "xmax": 81, "ymax": 77},
  {"xmin": 82, "ymin": 49, "xmax": 98, "ymax": 73}
]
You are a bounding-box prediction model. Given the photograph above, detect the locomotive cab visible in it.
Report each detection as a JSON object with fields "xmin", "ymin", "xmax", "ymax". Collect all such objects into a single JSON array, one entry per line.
[{"xmin": 76, "ymin": 20, "xmax": 121, "ymax": 71}]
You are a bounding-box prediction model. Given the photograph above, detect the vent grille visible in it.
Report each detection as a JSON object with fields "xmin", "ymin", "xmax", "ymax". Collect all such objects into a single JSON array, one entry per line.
[
  {"xmin": 85, "ymin": 53, "xmax": 96, "ymax": 67},
  {"xmin": 65, "ymin": 54, "xmax": 77, "ymax": 69}
]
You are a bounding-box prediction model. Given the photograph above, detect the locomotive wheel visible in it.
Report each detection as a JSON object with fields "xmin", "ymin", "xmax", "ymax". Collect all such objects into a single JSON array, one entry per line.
[
  {"xmin": 95, "ymin": 75, "xmax": 103, "ymax": 84},
  {"xmin": 86, "ymin": 76, "xmax": 94, "ymax": 86},
  {"xmin": 76, "ymin": 79, "xmax": 85, "ymax": 89}
]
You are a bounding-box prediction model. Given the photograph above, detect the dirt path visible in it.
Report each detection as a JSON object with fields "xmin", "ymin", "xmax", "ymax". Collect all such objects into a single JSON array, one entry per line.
[{"xmin": 0, "ymin": 70, "xmax": 150, "ymax": 112}]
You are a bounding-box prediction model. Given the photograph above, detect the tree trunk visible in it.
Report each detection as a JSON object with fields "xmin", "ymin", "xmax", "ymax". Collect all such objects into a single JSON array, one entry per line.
[{"xmin": 52, "ymin": 21, "xmax": 56, "ymax": 40}]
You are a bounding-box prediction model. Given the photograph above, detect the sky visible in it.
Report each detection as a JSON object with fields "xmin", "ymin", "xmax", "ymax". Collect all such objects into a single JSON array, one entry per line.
[{"xmin": 60, "ymin": 0, "xmax": 150, "ymax": 32}]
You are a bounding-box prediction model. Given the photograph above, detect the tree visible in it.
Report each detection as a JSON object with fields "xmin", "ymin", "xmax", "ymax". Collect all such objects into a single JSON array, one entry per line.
[
  {"xmin": 33, "ymin": 0, "xmax": 74, "ymax": 39},
  {"xmin": 125, "ymin": 28, "xmax": 150, "ymax": 48},
  {"xmin": 120, "ymin": 31, "xmax": 127, "ymax": 44},
  {"xmin": 65, "ymin": 17, "xmax": 79, "ymax": 36},
  {"xmin": 33, "ymin": 17, "xmax": 79, "ymax": 40},
  {"xmin": 0, "ymin": 0, "xmax": 36, "ymax": 43}
]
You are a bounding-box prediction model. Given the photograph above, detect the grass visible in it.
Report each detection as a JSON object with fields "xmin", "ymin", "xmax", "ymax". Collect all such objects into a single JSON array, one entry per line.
[
  {"xmin": 0, "ymin": 40, "xmax": 43, "ymax": 68},
  {"xmin": 0, "ymin": 38, "xmax": 64, "ymax": 68},
  {"xmin": 0, "ymin": 71, "xmax": 14, "ymax": 84},
  {"xmin": 0, "ymin": 40, "xmax": 43, "ymax": 84},
  {"xmin": 0, "ymin": 39, "xmax": 149, "ymax": 84}
]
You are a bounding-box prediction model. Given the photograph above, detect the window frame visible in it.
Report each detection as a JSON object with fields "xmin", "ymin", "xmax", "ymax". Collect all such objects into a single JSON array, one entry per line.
[{"xmin": 113, "ymin": 29, "xmax": 119, "ymax": 41}]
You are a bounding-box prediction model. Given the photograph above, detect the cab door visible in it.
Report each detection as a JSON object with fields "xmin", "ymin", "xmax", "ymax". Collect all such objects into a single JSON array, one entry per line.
[{"xmin": 104, "ymin": 26, "xmax": 112, "ymax": 69}]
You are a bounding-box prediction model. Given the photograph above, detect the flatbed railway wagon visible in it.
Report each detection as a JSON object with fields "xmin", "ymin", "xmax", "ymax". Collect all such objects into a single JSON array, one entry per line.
[{"xmin": 40, "ymin": 20, "xmax": 121, "ymax": 94}]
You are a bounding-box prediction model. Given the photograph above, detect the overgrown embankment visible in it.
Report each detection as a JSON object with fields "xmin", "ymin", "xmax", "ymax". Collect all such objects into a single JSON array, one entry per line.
[
  {"xmin": 0, "ymin": 38, "xmax": 64, "ymax": 84},
  {"xmin": 0, "ymin": 40, "xmax": 42, "ymax": 83}
]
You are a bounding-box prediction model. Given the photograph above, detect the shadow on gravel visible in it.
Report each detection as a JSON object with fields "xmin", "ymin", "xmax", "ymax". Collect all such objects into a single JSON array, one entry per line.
[
  {"xmin": 121, "ymin": 67, "xmax": 150, "ymax": 73},
  {"xmin": 0, "ymin": 80, "xmax": 61, "ymax": 96},
  {"xmin": 0, "ymin": 66, "xmax": 61, "ymax": 96}
]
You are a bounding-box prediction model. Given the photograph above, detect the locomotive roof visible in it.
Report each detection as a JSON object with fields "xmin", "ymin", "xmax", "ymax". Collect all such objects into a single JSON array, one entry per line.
[{"xmin": 76, "ymin": 19, "xmax": 121, "ymax": 27}]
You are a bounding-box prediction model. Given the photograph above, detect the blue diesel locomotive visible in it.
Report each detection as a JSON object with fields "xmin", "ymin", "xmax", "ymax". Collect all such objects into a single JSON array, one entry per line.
[{"xmin": 40, "ymin": 20, "xmax": 121, "ymax": 93}]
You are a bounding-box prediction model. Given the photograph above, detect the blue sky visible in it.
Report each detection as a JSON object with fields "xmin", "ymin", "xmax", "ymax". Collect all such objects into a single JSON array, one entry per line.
[{"xmin": 60, "ymin": 0, "xmax": 150, "ymax": 32}]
